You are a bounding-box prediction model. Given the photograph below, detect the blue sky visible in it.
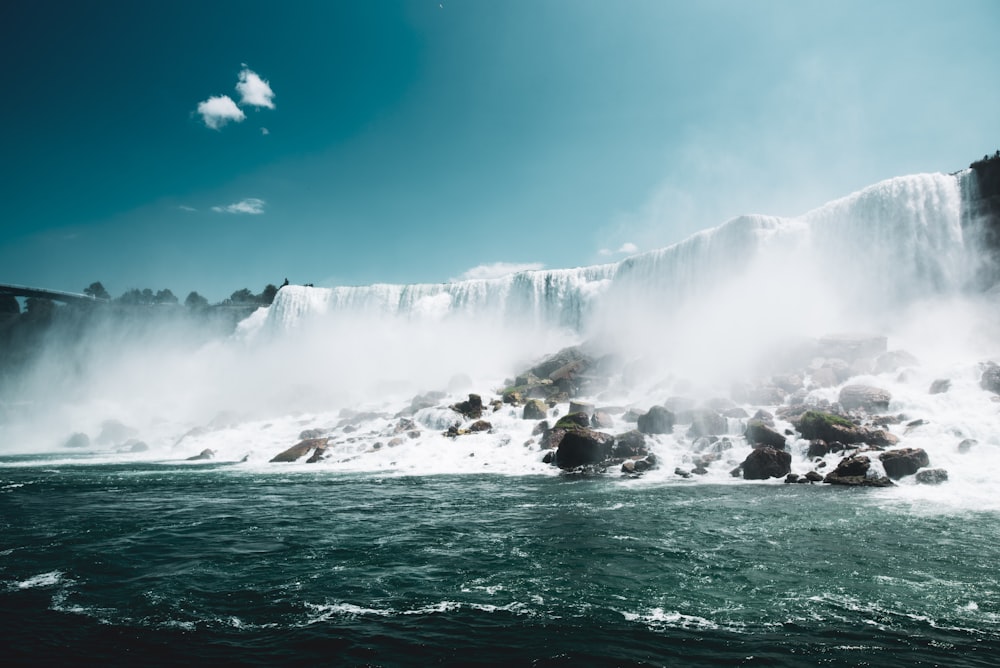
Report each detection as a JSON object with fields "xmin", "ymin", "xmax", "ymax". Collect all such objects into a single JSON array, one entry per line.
[{"xmin": 1, "ymin": 0, "xmax": 997, "ymax": 302}]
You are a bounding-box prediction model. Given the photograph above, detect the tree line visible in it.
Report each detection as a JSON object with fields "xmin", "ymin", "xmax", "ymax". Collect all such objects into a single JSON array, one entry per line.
[{"xmin": 81, "ymin": 281, "xmax": 283, "ymax": 309}]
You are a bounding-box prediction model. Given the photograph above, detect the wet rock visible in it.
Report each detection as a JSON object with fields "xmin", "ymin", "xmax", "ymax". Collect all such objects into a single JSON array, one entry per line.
[
  {"xmin": 469, "ymin": 420, "xmax": 492, "ymax": 432},
  {"xmin": 523, "ymin": 399, "xmax": 548, "ymax": 420},
  {"xmin": 806, "ymin": 439, "xmax": 849, "ymax": 459},
  {"xmin": 502, "ymin": 389, "xmax": 524, "ymax": 405},
  {"xmin": 740, "ymin": 446, "xmax": 791, "ymax": 480},
  {"xmin": 879, "ymin": 448, "xmax": 930, "ymax": 479},
  {"xmin": 450, "ymin": 394, "xmax": 483, "ymax": 420},
  {"xmin": 929, "ymin": 379, "xmax": 951, "ymax": 394},
  {"xmin": 298, "ymin": 428, "xmax": 327, "ymax": 440},
  {"xmin": 64, "ymin": 432, "xmax": 90, "ymax": 449},
  {"xmin": 744, "ymin": 419, "xmax": 786, "ymax": 449},
  {"xmin": 554, "ymin": 412, "xmax": 591, "ymax": 430},
  {"xmin": 784, "ymin": 473, "xmax": 800, "ymax": 484},
  {"xmin": 569, "ymin": 401, "xmax": 594, "ymax": 417},
  {"xmin": 637, "ymin": 406, "xmax": 675, "ymax": 435},
  {"xmin": 915, "ymin": 468, "xmax": 949, "ymax": 485},
  {"xmin": 980, "ymin": 363, "xmax": 1000, "ymax": 394},
  {"xmin": 795, "ymin": 411, "xmax": 884, "ymax": 446},
  {"xmin": 674, "ymin": 467, "xmax": 692, "ymax": 479},
  {"xmin": 958, "ymin": 438, "xmax": 977, "ymax": 453},
  {"xmin": 772, "ymin": 374, "xmax": 804, "ymax": 393},
  {"xmin": 554, "ymin": 429, "xmax": 615, "ymax": 470},
  {"xmin": 823, "ymin": 455, "xmax": 893, "ymax": 487},
  {"xmin": 804, "ymin": 470, "xmax": 824, "ymax": 482},
  {"xmin": 270, "ymin": 437, "xmax": 330, "ymax": 463},
  {"xmin": 838, "ymin": 385, "xmax": 892, "ymax": 413},
  {"xmin": 612, "ymin": 430, "xmax": 647, "ymax": 458},
  {"xmin": 186, "ymin": 448, "xmax": 215, "ymax": 461}
]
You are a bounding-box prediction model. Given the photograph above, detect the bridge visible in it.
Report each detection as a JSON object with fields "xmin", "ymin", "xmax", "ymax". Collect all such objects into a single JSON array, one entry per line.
[{"xmin": 0, "ymin": 283, "xmax": 107, "ymax": 305}]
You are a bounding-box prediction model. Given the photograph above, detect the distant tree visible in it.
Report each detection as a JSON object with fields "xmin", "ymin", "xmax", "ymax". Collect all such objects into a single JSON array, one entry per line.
[
  {"xmin": 229, "ymin": 288, "xmax": 255, "ymax": 304},
  {"xmin": 185, "ymin": 291, "xmax": 209, "ymax": 309},
  {"xmin": 0, "ymin": 294, "xmax": 19, "ymax": 315},
  {"xmin": 141, "ymin": 288, "xmax": 154, "ymax": 304},
  {"xmin": 154, "ymin": 288, "xmax": 178, "ymax": 305},
  {"xmin": 117, "ymin": 289, "xmax": 143, "ymax": 304},
  {"xmin": 260, "ymin": 283, "xmax": 278, "ymax": 304},
  {"xmin": 83, "ymin": 281, "xmax": 111, "ymax": 301}
]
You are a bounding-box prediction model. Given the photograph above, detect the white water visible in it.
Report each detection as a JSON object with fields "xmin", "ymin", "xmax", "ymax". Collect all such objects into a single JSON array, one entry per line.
[{"xmin": 3, "ymin": 169, "xmax": 1000, "ymax": 508}]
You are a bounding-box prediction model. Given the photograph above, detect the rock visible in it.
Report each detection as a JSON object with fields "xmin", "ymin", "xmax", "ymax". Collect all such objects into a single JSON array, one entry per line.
[
  {"xmin": 784, "ymin": 473, "xmax": 800, "ymax": 484},
  {"xmin": 806, "ymin": 439, "xmax": 849, "ymax": 458},
  {"xmin": 186, "ymin": 448, "xmax": 215, "ymax": 461},
  {"xmin": 674, "ymin": 467, "xmax": 692, "ymax": 479},
  {"xmin": 744, "ymin": 419, "xmax": 786, "ymax": 449},
  {"xmin": 270, "ymin": 437, "xmax": 330, "ymax": 463},
  {"xmin": 795, "ymin": 411, "xmax": 865, "ymax": 445},
  {"xmin": 612, "ymin": 430, "xmax": 647, "ymax": 458},
  {"xmin": 772, "ymin": 374, "xmax": 804, "ymax": 393},
  {"xmin": 591, "ymin": 411, "xmax": 615, "ymax": 429},
  {"xmin": 298, "ymin": 428, "xmax": 327, "ymax": 440},
  {"xmin": 804, "ymin": 471, "xmax": 824, "ymax": 482},
  {"xmin": 915, "ymin": 468, "xmax": 949, "ymax": 485},
  {"xmin": 686, "ymin": 409, "xmax": 728, "ymax": 438},
  {"xmin": 124, "ymin": 439, "xmax": 148, "ymax": 453},
  {"xmin": 929, "ymin": 379, "xmax": 951, "ymax": 394},
  {"xmin": 64, "ymin": 432, "xmax": 90, "ymax": 448},
  {"xmin": 823, "ymin": 455, "xmax": 893, "ymax": 487},
  {"xmin": 450, "ymin": 394, "xmax": 483, "ymax": 419},
  {"xmin": 958, "ymin": 438, "xmax": 977, "ymax": 453},
  {"xmin": 569, "ymin": 401, "xmax": 594, "ymax": 416},
  {"xmin": 502, "ymin": 389, "xmax": 524, "ymax": 405},
  {"xmin": 532, "ymin": 420, "xmax": 549, "ymax": 437},
  {"xmin": 980, "ymin": 363, "xmax": 1000, "ymax": 394},
  {"xmin": 879, "ymin": 448, "xmax": 930, "ymax": 479},
  {"xmin": 740, "ymin": 447, "xmax": 791, "ymax": 480},
  {"xmin": 409, "ymin": 390, "xmax": 447, "ymax": 413},
  {"xmin": 554, "ymin": 429, "xmax": 615, "ymax": 469},
  {"xmin": 469, "ymin": 420, "xmax": 492, "ymax": 432},
  {"xmin": 523, "ymin": 399, "xmax": 548, "ymax": 420},
  {"xmin": 554, "ymin": 412, "xmax": 591, "ymax": 430},
  {"xmin": 838, "ymin": 385, "xmax": 892, "ymax": 413},
  {"xmin": 637, "ymin": 406, "xmax": 675, "ymax": 435}
]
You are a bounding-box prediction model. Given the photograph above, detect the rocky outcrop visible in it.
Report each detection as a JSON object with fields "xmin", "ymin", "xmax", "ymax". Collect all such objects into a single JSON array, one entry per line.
[
  {"xmin": 523, "ymin": 399, "xmax": 548, "ymax": 420},
  {"xmin": 270, "ymin": 437, "xmax": 329, "ymax": 463},
  {"xmin": 554, "ymin": 429, "xmax": 615, "ymax": 470},
  {"xmin": 612, "ymin": 430, "xmax": 647, "ymax": 458},
  {"xmin": 980, "ymin": 363, "xmax": 1000, "ymax": 394},
  {"xmin": 186, "ymin": 448, "xmax": 215, "ymax": 461},
  {"xmin": 794, "ymin": 410, "xmax": 895, "ymax": 447},
  {"xmin": 450, "ymin": 394, "xmax": 484, "ymax": 420},
  {"xmin": 823, "ymin": 454, "xmax": 893, "ymax": 487},
  {"xmin": 744, "ymin": 419, "xmax": 786, "ymax": 449},
  {"xmin": 637, "ymin": 406, "xmax": 674, "ymax": 434},
  {"xmin": 838, "ymin": 385, "xmax": 891, "ymax": 413},
  {"xmin": 739, "ymin": 447, "xmax": 791, "ymax": 480},
  {"xmin": 879, "ymin": 448, "xmax": 930, "ymax": 479}
]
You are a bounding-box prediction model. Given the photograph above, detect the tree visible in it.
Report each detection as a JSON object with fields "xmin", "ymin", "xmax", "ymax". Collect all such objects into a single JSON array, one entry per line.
[
  {"xmin": 229, "ymin": 288, "xmax": 255, "ymax": 304},
  {"xmin": 23, "ymin": 297, "xmax": 56, "ymax": 322},
  {"xmin": 260, "ymin": 284, "xmax": 278, "ymax": 304},
  {"xmin": 154, "ymin": 288, "xmax": 178, "ymax": 305},
  {"xmin": 83, "ymin": 281, "xmax": 111, "ymax": 301},
  {"xmin": 185, "ymin": 291, "xmax": 209, "ymax": 309},
  {"xmin": 0, "ymin": 294, "xmax": 19, "ymax": 315}
]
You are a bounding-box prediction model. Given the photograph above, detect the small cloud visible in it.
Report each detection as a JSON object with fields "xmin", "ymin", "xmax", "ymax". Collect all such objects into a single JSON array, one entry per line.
[
  {"xmin": 211, "ymin": 198, "xmax": 265, "ymax": 215},
  {"xmin": 598, "ymin": 248, "xmax": 612, "ymax": 256},
  {"xmin": 197, "ymin": 95, "xmax": 245, "ymax": 130},
  {"xmin": 260, "ymin": 127, "xmax": 270, "ymax": 135},
  {"xmin": 236, "ymin": 68, "xmax": 275, "ymax": 109},
  {"xmin": 178, "ymin": 205, "xmax": 197, "ymax": 212},
  {"xmin": 617, "ymin": 242, "xmax": 639, "ymax": 254},
  {"xmin": 453, "ymin": 261, "xmax": 544, "ymax": 281}
]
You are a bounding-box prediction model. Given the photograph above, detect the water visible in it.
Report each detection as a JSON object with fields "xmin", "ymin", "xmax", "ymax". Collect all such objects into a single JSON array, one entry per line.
[
  {"xmin": 3, "ymin": 168, "xmax": 1000, "ymax": 664},
  {"xmin": 1, "ymin": 461, "xmax": 998, "ymax": 666}
]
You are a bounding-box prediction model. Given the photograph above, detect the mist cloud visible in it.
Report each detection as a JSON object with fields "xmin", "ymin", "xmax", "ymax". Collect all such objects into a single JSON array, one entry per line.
[{"xmin": 211, "ymin": 198, "xmax": 265, "ymax": 215}]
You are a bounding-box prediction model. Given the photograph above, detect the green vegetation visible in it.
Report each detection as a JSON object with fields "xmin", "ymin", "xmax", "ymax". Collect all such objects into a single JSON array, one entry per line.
[{"xmin": 797, "ymin": 410, "xmax": 854, "ymax": 430}]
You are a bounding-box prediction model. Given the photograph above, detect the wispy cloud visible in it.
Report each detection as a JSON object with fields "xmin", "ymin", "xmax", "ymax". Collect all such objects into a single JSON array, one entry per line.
[
  {"xmin": 599, "ymin": 242, "xmax": 639, "ymax": 256},
  {"xmin": 196, "ymin": 95, "xmax": 245, "ymax": 130},
  {"xmin": 178, "ymin": 205, "xmax": 197, "ymax": 212},
  {"xmin": 453, "ymin": 261, "xmax": 544, "ymax": 281},
  {"xmin": 260, "ymin": 127, "xmax": 270, "ymax": 136},
  {"xmin": 236, "ymin": 68, "xmax": 275, "ymax": 108},
  {"xmin": 211, "ymin": 198, "xmax": 265, "ymax": 215}
]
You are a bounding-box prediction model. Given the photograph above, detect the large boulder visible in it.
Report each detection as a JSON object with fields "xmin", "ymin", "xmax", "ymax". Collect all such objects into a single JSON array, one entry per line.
[
  {"xmin": 981, "ymin": 363, "xmax": 1000, "ymax": 394},
  {"xmin": 612, "ymin": 430, "xmax": 647, "ymax": 458},
  {"xmin": 740, "ymin": 447, "xmax": 791, "ymax": 480},
  {"xmin": 554, "ymin": 429, "xmax": 615, "ymax": 470},
  {"xmin": 879, "ymin": 448, "xmax": 930, "ymax": 479},
  {"xmin": 270, "ymin": 437, "xmax": 330, "ymax": 463},
  {"xmin": 823, "ymin": 454, "xmax": 893, "ymax": 487},
  {"xmin": 915, "ymin": 468, "xmax": 949, "ymax": 485},
  {"xmin": 744, "ymin": 419, "xmax": 786, "ymax": 449},
  {"xmin": 838, "ymin": 385, "xmax": 891, "ymax": 413},
  {"xmin": 794, "ymin": 411, "xmax": 892, "ymax": 446},
  {"xmin": 450, "ymin": 394, "xmax": 483, "ymax": 420},
  {"xmin": 637, "ymin": 406, "xmax": 675, "ymax": 435},
  {"xmin": 522, "ymin": 399, "xmax": 548, "ymax": 420}
]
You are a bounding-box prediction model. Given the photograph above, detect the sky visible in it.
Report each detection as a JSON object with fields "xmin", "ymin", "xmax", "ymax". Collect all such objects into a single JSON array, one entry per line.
[{"xmin": 1, "ymin": 0, "xmax": 998, "ymax": 302}]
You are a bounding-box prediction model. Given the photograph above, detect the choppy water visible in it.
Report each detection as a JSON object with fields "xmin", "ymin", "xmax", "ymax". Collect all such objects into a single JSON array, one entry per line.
[{"xmin": 2, "ymin": 458, "xmax": 998, "ymax": 666}]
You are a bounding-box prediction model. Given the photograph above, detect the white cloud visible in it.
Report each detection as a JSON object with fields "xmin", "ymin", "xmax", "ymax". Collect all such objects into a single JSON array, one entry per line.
[
  {"xmin": 453, "ymin": 262, "xmax": 544, "ymax": 281},
  {"xmin": 196, "ymin": 95, "xmax": 245, "ymax": 130},
  {"xmin": 260, "ymin": 127, "xmax": 270, "ymax": 135},
  {"xmin": 211, "ymin": 198, "xmax": 265, "ymax": 215},
  {"xmin": 178, "ymin": 205, "xmax": 197, "ymax": 212},
  {"xmin": 236, "ymin": 68, "xmax": 275, "ymax": 109},
  {"xmin": 599, "ymin": 242, "xmax": 639, "ymax": 256}
]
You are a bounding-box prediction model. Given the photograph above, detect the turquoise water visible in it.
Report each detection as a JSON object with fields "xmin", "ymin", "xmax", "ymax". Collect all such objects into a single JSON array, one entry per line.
[{"xmin": 2, "ymin": 458, "xmax": 999, "ymax": 666}]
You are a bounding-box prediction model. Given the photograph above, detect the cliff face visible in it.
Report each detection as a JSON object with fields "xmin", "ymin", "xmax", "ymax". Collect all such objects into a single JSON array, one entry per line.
[{"xmin": 970, "ymin": 155, "xmax": 1000, "ymax": 231}]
